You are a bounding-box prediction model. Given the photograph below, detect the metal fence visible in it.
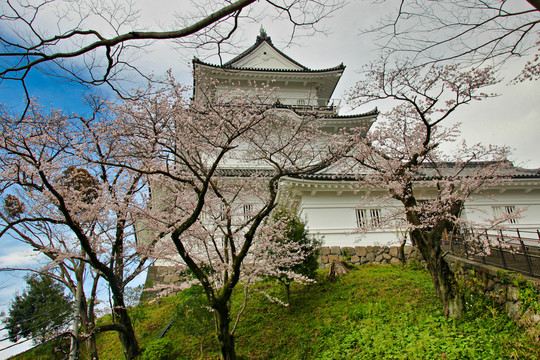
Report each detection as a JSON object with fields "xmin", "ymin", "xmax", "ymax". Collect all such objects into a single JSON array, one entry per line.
[{"xmin": 443, "ymin": 228, "xmax": 540, "ymax": 278}]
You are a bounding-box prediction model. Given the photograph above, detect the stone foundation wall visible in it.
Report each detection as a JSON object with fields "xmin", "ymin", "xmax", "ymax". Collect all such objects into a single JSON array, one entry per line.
[
  {"xmin": 446, "ymin": 254, "xmax": 540, "ymax": 325},
  {"xmin": 318, "ymin": 245, "xmax": 422, "ymax": 267},
  {"xmin": 140, "ymin": 265, "xmax": 184, "ymax": 302}
]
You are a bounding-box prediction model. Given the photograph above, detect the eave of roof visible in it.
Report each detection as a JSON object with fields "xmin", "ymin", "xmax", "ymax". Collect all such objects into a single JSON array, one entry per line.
[
  {"xmin": 328, "ymin": 108, "xmax": 379, "ymax": 119},
  {"xmin": 193, "ymin": 58, "xmax": 345, "ymax": 74},
  {"xmin": 287, "ymin": 173, "xmax": 540, "ymax": 181},
  {"xmin": 286, "ymin": 167, "xmax": 540, "ymax": 182}
]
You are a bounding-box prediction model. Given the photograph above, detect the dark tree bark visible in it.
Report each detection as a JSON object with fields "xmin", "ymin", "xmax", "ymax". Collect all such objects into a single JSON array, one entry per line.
[
  {"xmin": 214, "ymin": 301, "xmax": 237, "ymax": 360},
  {"xmin": 405, "ymin": 205, "xmax": 464, "ymax": 318}
]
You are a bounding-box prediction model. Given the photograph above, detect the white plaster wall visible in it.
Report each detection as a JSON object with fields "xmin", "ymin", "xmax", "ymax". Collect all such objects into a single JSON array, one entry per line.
[
  {"xmin": 296, "ymin": 187, "xmax": 540, "ymax": 248},
  {"xmin": 464, "ymin": 189, "xmax": 540, "ymax": 229},
  {"xmin": 297, "ymin": 191, "xmax": 407, "ymax": 247},
  {"xmin": 215, "ymin": 83, "xmax": 319, "ymax": 106},
  {"xmin": 231, "ymin": 42, "xmax": 303, "ymax": 70}
]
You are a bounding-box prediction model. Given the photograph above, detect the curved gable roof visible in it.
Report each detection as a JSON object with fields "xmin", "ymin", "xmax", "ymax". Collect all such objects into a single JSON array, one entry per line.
[
  {"xmin": 224, "ymin": 30, "xmax": 309, "ymax": 70},
  {"xmin": 195, "ymin": 30, "xmax": 344, "ymax": 73}
]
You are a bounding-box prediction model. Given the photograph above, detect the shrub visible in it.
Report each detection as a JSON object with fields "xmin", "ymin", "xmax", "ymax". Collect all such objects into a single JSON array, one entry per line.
[
  {"xmin": 268, "ymin": 208, "xmax": 322, "ymax": 304},
  {"xmin": 141, "ymin": 338, "xmax": 174, "ymax": 360}
]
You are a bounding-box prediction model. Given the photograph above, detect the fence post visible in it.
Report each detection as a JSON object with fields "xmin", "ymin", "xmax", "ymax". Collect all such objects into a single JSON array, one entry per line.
[
  {"xmin": 517, "ymin": 229, "xmax": 534, "ymax": 277},
  {"xmin": 480, "ymin": 229, "xmax": 487, "ymax": 264},
  {"xmin": 497, "ymin": 230, "xmax": 507, "ymax": 270}
]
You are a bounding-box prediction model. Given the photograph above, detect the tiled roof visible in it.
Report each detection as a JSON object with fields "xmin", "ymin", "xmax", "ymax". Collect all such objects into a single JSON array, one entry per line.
[
  {"xmin": 223, "ymin": 30, "xmax": 308, "ymax": 70},
  {"xmin": 193, "ymin": 30, "xmax": 345, "ymax": 74},
  {"xmin": 288, "ymin": 163, "xmax": 540, "ymax": 181},
  {"xmin": 328, "ymin": 108, "xmax": 379, "ymax": 119},
  {"xmin": 193, "ymin": 58, "xmax": 345, "ymax": 73}
]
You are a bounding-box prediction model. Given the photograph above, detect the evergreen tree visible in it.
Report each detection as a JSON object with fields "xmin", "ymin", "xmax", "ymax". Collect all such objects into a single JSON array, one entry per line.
[
  {"xmin": 270, "ymin": 209, "xmax": 322, "ymax": 305},
  {"xmin": 4, "ymin": 275, "xmax": 72, "ymax": 344}
]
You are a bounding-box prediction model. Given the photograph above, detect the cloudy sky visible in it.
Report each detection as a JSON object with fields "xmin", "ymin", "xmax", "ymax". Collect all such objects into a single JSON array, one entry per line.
[{"xmin": 0, "ymin": 0, "xmax": 538, "ymax": 357}]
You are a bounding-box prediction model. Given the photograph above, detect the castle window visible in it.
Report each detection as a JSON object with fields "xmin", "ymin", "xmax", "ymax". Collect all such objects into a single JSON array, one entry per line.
[
  {"xmin": 492, "ymin": 205, "xmax": 518, "ymax": 224},
  {"xmin": 356, "ymin": 208, "xmax": 382, "ymax": 228},
  {"xmin": 243, "ymin": 204, "xmax": 253, "ymax": 220}
]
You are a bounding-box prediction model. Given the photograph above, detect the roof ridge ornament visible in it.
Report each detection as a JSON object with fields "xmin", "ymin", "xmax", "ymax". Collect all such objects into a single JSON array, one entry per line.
[{"xmin": 257, "ymin": 26, "xmax": 272, "ymax": 44}]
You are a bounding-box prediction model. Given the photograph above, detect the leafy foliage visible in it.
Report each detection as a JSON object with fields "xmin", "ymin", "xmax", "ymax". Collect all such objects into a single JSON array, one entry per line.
[
  {"xmin": 267, "ymin": 208, "xmax": 322, "ymax": 303},
  {"xmin": 141, "ymin": 338, "xmax": 174, "ymax": 360},
  {"xmin": 17, "ymin": 265, "xmax": 539, "ymax": 359},
  {"xmin": 172, "ymin": 286, "xmax": 214, "ymax": 355},
  {"xmin": 4, "ymin": 275, "xmax": 72, "ymax": 344}
]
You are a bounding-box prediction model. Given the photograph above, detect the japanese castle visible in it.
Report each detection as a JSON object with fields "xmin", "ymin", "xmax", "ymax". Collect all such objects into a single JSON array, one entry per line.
[{"xmin": 192, "ymin": 30, "xmax": 540, "ymax": 247}]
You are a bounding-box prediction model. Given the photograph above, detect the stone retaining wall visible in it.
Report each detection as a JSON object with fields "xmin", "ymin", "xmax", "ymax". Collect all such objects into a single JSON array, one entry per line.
[
  {"xmin": 318, "ymin": 245, "xmax": 422, "ymax": 267},
  {"xmin": 446, "ymin": 254, "xmax": 540, "ymax": 325},
  {"xmin": 140, "ymin": 265, "xmax": 184, "ymax": 302}
]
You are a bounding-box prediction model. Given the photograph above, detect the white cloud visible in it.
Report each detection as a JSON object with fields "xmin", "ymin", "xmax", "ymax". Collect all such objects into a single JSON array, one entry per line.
[{"xmin": 0, "ymin": 248, "xmax": 39, "ymax": 269}]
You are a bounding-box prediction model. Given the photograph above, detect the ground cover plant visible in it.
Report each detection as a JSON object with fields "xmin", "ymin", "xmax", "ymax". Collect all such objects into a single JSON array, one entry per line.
[{"xmin": 12, "ymin": 264, "xmax": 539, "ymax": 360}]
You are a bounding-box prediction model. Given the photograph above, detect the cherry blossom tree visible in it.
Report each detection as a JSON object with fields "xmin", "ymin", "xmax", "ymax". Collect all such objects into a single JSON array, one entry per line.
[
  {"xmin": 0, "ymin": 70, "xmax": 357, "ymax": 359},
  {"xmin": 346, "ymin": 62, "xmax": 512, "ymax": 317},
  {"xmin": 110, "ymin": 74, "xmax": 356, "ymax": 360},
  {"xmin": 0, "ymin": 99, "xmax": 155, "ymax": 359}
]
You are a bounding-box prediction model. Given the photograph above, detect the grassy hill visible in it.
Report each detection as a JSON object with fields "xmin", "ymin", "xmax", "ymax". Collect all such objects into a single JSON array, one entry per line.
[{"xmin": 12, "ymin": 263, "xmax": 540, "ymax": 359}]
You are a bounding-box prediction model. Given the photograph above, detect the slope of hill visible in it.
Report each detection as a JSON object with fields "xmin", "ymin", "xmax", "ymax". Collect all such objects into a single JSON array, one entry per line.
[{"xmin": 12, "ymin": 263, "xmax": 540, "ymax": 359}]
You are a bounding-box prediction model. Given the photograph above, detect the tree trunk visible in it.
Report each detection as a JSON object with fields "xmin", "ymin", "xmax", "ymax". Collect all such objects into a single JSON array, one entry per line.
[
  {"xmin": 86, "ymin": 333, "xmax": 99, "ymax": 360},
  {"xmin": 113, "ymin": 305, "xmax": 140, "ymax": 360},
  {"xmin": 285, "ymin": 281, "xmax": 291, "ymax": 306},
  {"xmin": 69, "ymin": 277, "xmax": 82, "ymax": 360},
  {"xmin": 399, "ymin": 240, "xmax": 406, "ymax": 265},
  {"xmin": 214, "ymin": 301, "xmax": 236, "ymax": 360},
  {"xmin": 79, "ymin": 297, "xmax": 99, "ymax": 360},
  {"xmin": 85, "ymin": 275, "xmax": 100, "ymax": 360},
  {"xmin": 412, "ymin": 230, "xmax": 463, "ymax": 318}
]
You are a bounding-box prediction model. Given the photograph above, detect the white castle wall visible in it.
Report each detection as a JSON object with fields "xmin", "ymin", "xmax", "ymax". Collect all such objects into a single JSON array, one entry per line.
[{"xmin": 295, "ymin": 186, "xmax": 540, "ymax": 248}]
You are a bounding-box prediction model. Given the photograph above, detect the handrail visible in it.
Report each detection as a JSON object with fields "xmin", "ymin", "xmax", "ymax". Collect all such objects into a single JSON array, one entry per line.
[{"xmin": 444, "ymin": 227, "xmax": 540, "ymax": 278}]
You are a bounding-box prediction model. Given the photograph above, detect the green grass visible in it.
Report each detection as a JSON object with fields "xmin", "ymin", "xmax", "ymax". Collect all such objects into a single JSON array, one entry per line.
[{"xmin": 12, "ymin": 264, "xmax": 540, "ymax": 359}]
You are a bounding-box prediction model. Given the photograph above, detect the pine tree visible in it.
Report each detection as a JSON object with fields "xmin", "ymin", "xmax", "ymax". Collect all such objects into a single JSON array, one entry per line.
[{"xmin": 4, "ymin": 275, "xmax": 72, "ymax": 344}]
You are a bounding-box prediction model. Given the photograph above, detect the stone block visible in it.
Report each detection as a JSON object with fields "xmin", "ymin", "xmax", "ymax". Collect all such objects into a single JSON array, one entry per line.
[
  {"xmin": 383, "ymin": 253, "xmax": 391, "ymax": 260},
  {"xmin": 319, "ymin": 255, "xmax": 329, "ymax": 264},
  {"xmin": 320, "ymin": 247, "xmax": 330, "ymax": 255},
  {"xmin": 493, "ymin": 283, "xmax": 506, "ymax": 302},
  {"xmin": 505, "ymin": 301, "xmax": 521, "ymax": 319},
  {"xmin": 404, "ymin": 246, "xmax": 413, "ymax": 255},
  {"xmin": 389, "ymin": 247, "xmax": 399, "ymax": 258},
  {"xmin": 366, "ymin": 253, "xmax": 375, "ymax": 262},
  {"xmin": 350, "ymin": 255, "xmax": 360, "ymax": 264},
  {"xmin": 355, "ymin": 246, "xmax": 367, "ymax": 257},
  {"xmin": 375, "ymin": 254, "xmax": 384, "ymax": 262},
  {"xmin": 343, "ymin": 247, "xmax": 355, "ymax": 256},
  {"xmin": 330, "ymin": 246, "xmax": 341, "ymax": 255},
  {"xmin": 390, "ymin": 258, "xmax": 401, "ymax": 265},
  {"xmin": 507, "ymin": 286, "xmax": 520, "ymax": 301},
  {"xmin": 372, "ymin": 246, "xmax": 381, "ymax": 254},
  {"xmin": 531, "ymin": 313, "xmax": 540, "ymax": 325}
]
